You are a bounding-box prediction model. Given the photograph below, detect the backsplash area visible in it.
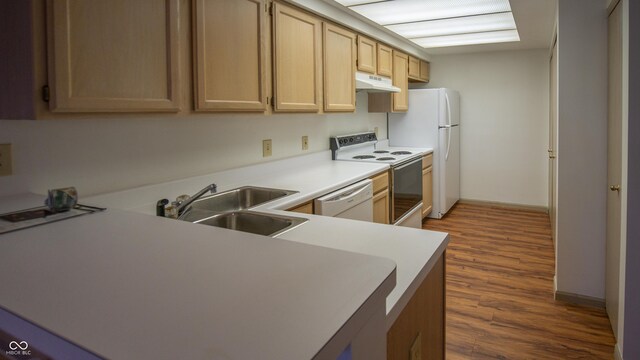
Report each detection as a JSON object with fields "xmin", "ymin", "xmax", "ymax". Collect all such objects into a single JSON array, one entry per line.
[{"xmin": 0, "ymin": 93, "xmax": 386, "ymax": 198}]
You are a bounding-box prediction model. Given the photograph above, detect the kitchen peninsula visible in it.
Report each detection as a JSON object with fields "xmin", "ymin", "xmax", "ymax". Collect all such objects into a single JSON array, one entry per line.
[{"xmin": 0, "ymin": 152, "xmax": 449, "ymax": 359}]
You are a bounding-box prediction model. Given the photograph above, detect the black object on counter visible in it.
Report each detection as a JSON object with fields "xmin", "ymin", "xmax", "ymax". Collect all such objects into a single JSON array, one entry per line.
[{"xmin": 156, "ymin": 199, "xmax": 169, "ymax": 217}]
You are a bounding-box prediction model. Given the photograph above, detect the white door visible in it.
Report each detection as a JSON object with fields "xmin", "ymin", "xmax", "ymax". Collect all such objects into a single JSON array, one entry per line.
[
  {"xmin": 606, "ymin": 1, "xmax": 623, "ymax": 339},
  {"xmin": 549, "ymin": 40, "xmax": 558, "ymax": 247}
]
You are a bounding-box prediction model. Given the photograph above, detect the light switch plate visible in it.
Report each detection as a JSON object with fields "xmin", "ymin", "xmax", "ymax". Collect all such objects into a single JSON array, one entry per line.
[
  {"xmin": 374, "ymin": 127, "xmax": 379, "ymax": 137},
  {"xmin": 302, "ymin": 136, "xmax": 309, "ymax": 151},
  {"xmin": 263, "ymin": 139, "xmax": 272, "ymax": 157},
  {"xmin": 0, "ymin": 143, "xmax": 13, "ymax": 176}
]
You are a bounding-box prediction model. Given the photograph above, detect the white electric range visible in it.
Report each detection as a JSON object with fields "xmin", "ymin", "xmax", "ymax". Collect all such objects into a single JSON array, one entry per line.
[{"xmin": 330, "ymin": 132, "xmax": 428, "ymax": 228}]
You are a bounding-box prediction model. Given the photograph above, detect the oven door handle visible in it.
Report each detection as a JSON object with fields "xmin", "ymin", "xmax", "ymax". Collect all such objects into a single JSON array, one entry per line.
[{"xmin": 394, "ymin": 157, "xmax": 422, "ymax": 170}]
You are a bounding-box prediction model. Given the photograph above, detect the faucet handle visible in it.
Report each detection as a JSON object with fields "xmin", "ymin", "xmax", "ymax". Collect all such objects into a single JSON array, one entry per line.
[{"xmin": 175, "ymin": 194, "xmax": 190, "ymax": 205}]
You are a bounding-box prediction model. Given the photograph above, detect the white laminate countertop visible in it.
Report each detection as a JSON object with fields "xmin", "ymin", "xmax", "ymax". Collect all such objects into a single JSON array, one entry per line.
[
  {"xmin": 0, "ymin": 149, "xmax": 446, "ymax": 359},
  {"xmin": 0, "ymin": 208, "xmax": 396, "ymax": 360}
]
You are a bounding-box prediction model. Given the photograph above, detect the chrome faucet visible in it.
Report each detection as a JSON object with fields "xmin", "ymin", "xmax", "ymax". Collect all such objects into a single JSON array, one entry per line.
[{"xmin": 176, "ymin": 183, "xmax": 217, "ymax": 217}]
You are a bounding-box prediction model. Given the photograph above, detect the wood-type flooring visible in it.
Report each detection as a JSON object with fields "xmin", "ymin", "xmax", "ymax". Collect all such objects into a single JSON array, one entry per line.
[{"xmin": 423, "ymin": 203, "xmax": 615, "ymax": 359}]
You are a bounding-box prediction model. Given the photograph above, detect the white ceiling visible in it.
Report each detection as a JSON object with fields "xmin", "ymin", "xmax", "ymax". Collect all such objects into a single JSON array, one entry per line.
[{"xmin": 424, "ymin": 0, "xmax": 557, "ymax": 55}]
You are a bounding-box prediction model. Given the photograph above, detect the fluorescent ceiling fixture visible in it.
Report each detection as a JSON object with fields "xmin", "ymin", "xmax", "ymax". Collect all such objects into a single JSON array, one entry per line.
[
  {"xmin": 337, "ymin": 0, "xmax": 386, "ymax": 6},
  {"xmin": 385, "ymin": 12, "xmax": 516, "ymax": 39},
  {"xmin": 411, "ymin": 29, "xmax": 520, "ymax": 48},
  {"xmin": 339, "ymin": 0, "xmax": 512, "ymax": 26}
]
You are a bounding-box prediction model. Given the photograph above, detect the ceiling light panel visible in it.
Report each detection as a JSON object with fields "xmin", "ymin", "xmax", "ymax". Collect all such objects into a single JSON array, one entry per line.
[
  {"xmin": 337, "ymin": 0, "xmax": 387, "ymax": 6},
  {"xmin": 341, "ymin": 0, "xmax": 512, "ymax": 26},
  {"xmin": 385, "ymin": 12, "xmax": 516, "ymax": 39},
  {"xmin": 411, "ymin": 29, "xmax": 520, "ymax": 48}
]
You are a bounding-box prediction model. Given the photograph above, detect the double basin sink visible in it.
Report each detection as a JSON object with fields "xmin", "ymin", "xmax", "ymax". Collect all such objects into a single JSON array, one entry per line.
[{"xmin": 178, "ymin": 186, "xmax": 307, "ymax": 237}]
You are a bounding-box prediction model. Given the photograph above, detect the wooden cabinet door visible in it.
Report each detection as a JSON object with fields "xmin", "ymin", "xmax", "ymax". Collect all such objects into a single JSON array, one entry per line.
[
  {"xmin": 422, "ymin": 165, "xmax": 433, "ymax": 218},
  {"xmin": 373, "ymin": 190, "xmax": 390, "ymax": 224},
  {"xmin": 272, "ymin": 2, "xmax": 321, "ymax": 112},
  {"xmin": 47, "ymin": 0, "xmax": 181, "ymax": 112},
  {"xmin": 193, "ymin": 0, "xmax": 267, "ymax": 111},
  {"xmin": 357, "ymin": 35, "xmax": 377, "ymax": 74},
  {"xmin": 377, "ymin": 43, "xmax": 393, "ymax": 77},
  {"xmin": 323, "ymin": 23, "xmax": 356, "ymax": 112},
  {"xmin": 288, "ymin": 201, "xmax": 314, "ymax": 214},
  {"xmin": 392, "ymin": 50, "xmax": 409, "ymax": 112},
  {"xmin": 408, "ymin": 56, "xmax": 421, "ymax": 79},
  {"xmin": 387, "ymin": 253, "xmax": 445, "ymax": 360},
  {"xmin": 420, "ymin": 60, "xmax": 430, "ymax": 82}
]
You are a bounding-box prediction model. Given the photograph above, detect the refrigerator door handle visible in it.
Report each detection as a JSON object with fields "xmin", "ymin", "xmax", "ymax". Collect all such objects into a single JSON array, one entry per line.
[{"xmin": 444, "ymin": 92, "xmax": 453, "ymax": 160}]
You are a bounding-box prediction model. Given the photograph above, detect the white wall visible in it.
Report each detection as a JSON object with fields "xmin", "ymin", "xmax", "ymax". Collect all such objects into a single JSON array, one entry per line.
[
  {"xmin": 0, "ymin": 92, "xmax": 386, "ymax": 197},
  {"xmin": 426, "ymin": 49, "xmax": 550, "ymax": 207},
  {"xmin": 556, "ymin": 0, "xmax": 608, "ymax": 300}
]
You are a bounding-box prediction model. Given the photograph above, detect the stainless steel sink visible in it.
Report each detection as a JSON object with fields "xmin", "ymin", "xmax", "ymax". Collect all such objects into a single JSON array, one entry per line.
[
  {"xmin": 178, "ymin": 186, "xmax": 297, "ymax": 222},
  {"xmin": 194, "ymin": 211, "xmax": 307, "ymax": 237}
]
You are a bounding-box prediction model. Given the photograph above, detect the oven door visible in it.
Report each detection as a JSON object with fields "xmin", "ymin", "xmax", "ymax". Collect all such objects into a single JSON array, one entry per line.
[{"xmin": 391, "ymin": 157, "xmax": 423, "ymax": 223}]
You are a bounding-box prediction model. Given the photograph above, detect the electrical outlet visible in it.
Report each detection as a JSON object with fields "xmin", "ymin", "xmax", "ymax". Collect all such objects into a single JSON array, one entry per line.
[
  {"xmin": 302, "ymin": 136, "xmax": 309, "ymax": 151},
  {"xmin": 0, "ymin": 143, "xmax": 13, "ymax": 177},
  {"xmin": 410, "ymin": 332, "xmax": 422, "ymax": 360},
  {"xmin": 374, "ymin": 127, "xmax": 379, "ymax": 137},
  {"xmin": 263, "ymin": 139, "xmax": 272, "ymax": 157}
]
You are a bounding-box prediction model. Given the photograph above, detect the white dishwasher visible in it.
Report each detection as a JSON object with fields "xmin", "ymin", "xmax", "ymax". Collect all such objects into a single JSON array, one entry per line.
[{"xmin": 314, "ymin": 179, "xmax": 373, "ymax": 221}]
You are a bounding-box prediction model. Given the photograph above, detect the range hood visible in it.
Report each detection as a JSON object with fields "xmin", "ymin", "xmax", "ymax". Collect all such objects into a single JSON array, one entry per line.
[{"xmin": 355, "ymin": 72, "xmax": 400, "ymax": 93}]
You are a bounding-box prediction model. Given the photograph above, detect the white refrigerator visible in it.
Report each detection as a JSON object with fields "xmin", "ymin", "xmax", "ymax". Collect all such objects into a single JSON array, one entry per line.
[{"xmin": 389, "ymin": 88, "xmax": 460, "ymax": 219}]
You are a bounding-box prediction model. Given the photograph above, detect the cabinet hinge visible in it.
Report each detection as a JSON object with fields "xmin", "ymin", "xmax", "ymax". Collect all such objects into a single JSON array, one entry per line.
[
  {"xmin": 356, "ymin": 59, "xmax": 359, "ymax": 67},
  {"xmin": 269, "ymin": 3, "xmax": 273, "ymax": 15},
  {"xmin": 42, "ymin": 85, "xmax": 50, "ymax": 102}
]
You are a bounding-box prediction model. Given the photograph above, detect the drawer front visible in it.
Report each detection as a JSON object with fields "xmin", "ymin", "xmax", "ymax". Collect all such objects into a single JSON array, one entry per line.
[
  {"xmin": 370, "ymin": 171, "xmax": 389, "ymax": 194},
  {"xmin": 422, "ymin": 153, "xmax": 433, "ymax": 169}
]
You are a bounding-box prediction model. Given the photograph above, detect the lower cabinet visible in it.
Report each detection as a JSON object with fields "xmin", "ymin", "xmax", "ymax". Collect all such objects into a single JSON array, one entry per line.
[
  {"xmin": 370, "ymin": 171, "xmax": 390, "ymax": 224},
  {"xmin": 422, "ymin": 154, "xmax": 433, "ymax": 218},
  {"xmin": 373, "ymin": 190, "xmax": 390, "ymax": 224},
  {"xmin": 387, "ymin": 253, "xmax": 445, "ymax": 360},
  {"xmin": 287, "ymin": 201, "xmax": 314, "ymax": 214}
]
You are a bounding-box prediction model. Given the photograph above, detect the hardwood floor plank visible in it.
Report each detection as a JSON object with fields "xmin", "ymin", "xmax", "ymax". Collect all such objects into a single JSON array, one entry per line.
[{"xmin": 423, "ymin": 203, "xmax": 615, "ymax": 359}]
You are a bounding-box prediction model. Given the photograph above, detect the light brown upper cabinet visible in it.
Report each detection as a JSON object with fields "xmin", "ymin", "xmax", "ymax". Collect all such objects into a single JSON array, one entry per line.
[
  {"xmin": 368, "ymin": 49, "xmax": 409, "ymax": 113},
  {"xmin": 192, "ymin": 0, "xmax": 267, "ymax": 111},
  {"xmin": 392, "ymin": 50, "xmax": 409, "ymax": 112},
  {"xmin": 420, "ymin": 60, "xmax": 430, "ymax": 82},
  {"xmin": 408, "ymin": 56, "xmax": 421, "ymax": 79},
  {"xmin": 377, "ymin": 43, "xmax": 393, "ymax": 77},
  {"xmin": 272, "ymin": 2, "xmax": 322, "ymax": 112},
  {"xmin": 357, "ymin": 35, "xmax": 377, "ymax": 74},
  {"xmin": 47, "ymin": 0, "xmax": 181, "ymax": 112},
  {"xmin": 323, "ymin": 23, "xmax": 356, "ymax": 112}
]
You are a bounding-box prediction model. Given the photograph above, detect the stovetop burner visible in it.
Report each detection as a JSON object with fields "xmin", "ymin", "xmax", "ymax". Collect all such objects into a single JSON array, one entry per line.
[
  {"xmin": 377, "ymin": 157, "xmax": 396, "ymax": 161},
  {"xmin": 353, "ymin": 155, "xmax": 376, "ymax": 159},
  {"xmin": 391, "ymin": 151, "xmax": 412, "ymax": 155},
  {"xmin": 373, "ymin": 150, "xmax": 389, "ymax": 154}
]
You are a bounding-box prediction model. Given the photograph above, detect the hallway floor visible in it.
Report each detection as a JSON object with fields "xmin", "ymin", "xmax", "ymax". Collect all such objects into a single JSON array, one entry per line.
[{"xmin": 423, "ymin": 203, "xmax": 615, "ymax": 359}]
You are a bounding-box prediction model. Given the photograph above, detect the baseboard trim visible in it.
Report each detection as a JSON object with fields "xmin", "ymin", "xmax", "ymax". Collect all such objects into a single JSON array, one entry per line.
[
  {"xmin": 554, "ymin": 291, "xmax": 606, "ymax": 308},
  {"xmin": 458, "ymin": 198, "xmax": 548, "ymax": 213},
  {"xmin": 614, "ymin": 343, "xmax": 623, "ymax": 360}
]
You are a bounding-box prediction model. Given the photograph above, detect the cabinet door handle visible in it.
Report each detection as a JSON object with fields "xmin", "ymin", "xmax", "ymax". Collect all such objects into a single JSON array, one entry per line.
[
  {"xmin": 610, "ymin": 185, "xmax": 621, "ymax": 192},
  {"xmin": 549, "ymin": 155, "xmax": 556, "ymax": 159}
]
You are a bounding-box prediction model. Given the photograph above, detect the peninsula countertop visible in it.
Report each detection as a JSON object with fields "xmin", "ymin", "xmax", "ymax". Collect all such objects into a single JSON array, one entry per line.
[{"xmin": 0, "ymin": 149, "xmax": 447, "ymax": 359}]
